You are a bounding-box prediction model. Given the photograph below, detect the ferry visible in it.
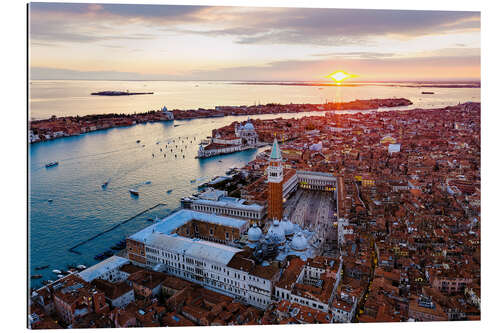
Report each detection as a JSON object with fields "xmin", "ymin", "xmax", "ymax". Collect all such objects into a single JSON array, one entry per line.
[
  {"xmin": 129, "ymin": 189, "xmax": 139, "ymax": 196},
  {"xmin": 45, "ymin": 161, "xmax": 59, "ymax": 168}
]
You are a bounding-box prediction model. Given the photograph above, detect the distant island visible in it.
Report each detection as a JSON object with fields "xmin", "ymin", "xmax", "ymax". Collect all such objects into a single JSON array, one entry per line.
[
  {"xmin": 91, "ymin": 91, "xmax": 154, "ymax": 96},
  {"xmin": 29, "ymin": 98, "xmax": 412, "ymax": 143}
]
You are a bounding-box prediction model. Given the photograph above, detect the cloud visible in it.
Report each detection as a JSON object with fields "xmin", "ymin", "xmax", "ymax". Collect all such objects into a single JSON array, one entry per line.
[
  {"xmin": 29, "ymin": 4, "xmax": 480, "ymax": 46},
  {"xmin": 177, "ymin": 8, "xmax": 480, "ymax": 45},
  {"xmin": 31, "ymin": 49, "xmax": 480, "ymax": 81},
  {"xmin": 311, "ymin": 51, "xmax": 395, "ymax": 59}
]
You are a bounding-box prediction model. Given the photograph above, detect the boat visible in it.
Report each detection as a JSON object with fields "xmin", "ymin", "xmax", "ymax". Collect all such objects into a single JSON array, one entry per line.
[
  {"xmin": 45, "ymin": 161, "xmax": 59, "ymax": 168},
  {"xmin": 147, "ymin": 218, "xmax": 154, "ymax": 222},
  {"xmin": 77, "ymin": 264, "xmax": 86, "ymax": 270},
  {"xmin": 190, "ymin": 179, "xmax": 196, "ymax": 183},
  {"xmin": 47, "ymin": 199, "xmax": 53, "ymax": 203},
  {"xmin": 129, "ymin": 189, "xmax": 139, "ymax": 196},
  {"xmin": 136, "ymin": 140, "xmax": 141, "ymax": 143},
  {"xmin": 144, "ymin": 180, "xmax": 151, "ymax": 184},
  {"xmin": 101, "ymin": 181, "xmax": 109, "ymax": 188},
  {"xmin": 52, "ymin": 269, "xmax": 62, "ymax": 274},
  {"xmin": 35, "ymin": 265, "xmax": 49, "ymax": 270},
  {"xmin": 166, "ymin": 189, "xmax": 173, "ymax": 194},
  {"xmin": 421, "ymin": 91, "xmax": 435, "ymax": 94},
  {"xmin": 31, "ymin": 275, "xmax": 43, "ymax": 279},
  {"xmin": 174, "ymin": 124, "xmax": 180, "ymax": 127},
  {"xmin": 57, "ymin": 274, "xmax": 64, "ymax": 279}
]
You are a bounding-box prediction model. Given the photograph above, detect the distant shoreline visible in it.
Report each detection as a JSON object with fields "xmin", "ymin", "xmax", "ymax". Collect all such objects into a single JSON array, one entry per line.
[
  {"xmin": 29, "ymin": 98, "xmax": 412, "ymax": 144},
  {"xmin": 232, "ymin": 82, "xmax": 481, "ymax": 88}
]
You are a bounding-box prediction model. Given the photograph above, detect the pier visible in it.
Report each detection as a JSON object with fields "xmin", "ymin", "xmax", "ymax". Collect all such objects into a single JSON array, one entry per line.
[{"xmin": 68, "ymin": 203, "xmax": 166, "ymax": 254}]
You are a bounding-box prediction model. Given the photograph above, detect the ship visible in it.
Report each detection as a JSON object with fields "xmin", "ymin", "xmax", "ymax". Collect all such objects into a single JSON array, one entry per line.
[
  {"xmin": 45, "ymin": 161, "xmax": 59, "ymax": 168},
  {"xmin": 129, "ymin": 189, "xmax": 139, "ymax": 196}
]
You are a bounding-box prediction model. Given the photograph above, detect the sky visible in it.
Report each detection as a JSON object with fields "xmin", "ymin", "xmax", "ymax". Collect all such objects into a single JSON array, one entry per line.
[{"xmin": 29, "ymin": 2, "xmax": 481, "ymax": 81}]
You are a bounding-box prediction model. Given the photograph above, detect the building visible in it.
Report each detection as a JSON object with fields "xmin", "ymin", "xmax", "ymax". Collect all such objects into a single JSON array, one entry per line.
[
  {"xmin": 273, "ymin": 257, "xmax": 341, "ymax": 313},
  {"xmin": 235, "ymin": 120, "xmax": 259, "ymax": 146},
  {"xmin": 127, "ymin": 210, "xmax": 250, "ymax": 266},
  {"xmin": 51, "ymin": 274, "xmax": 109, "ymax": 325},
  {"xmin": 197, "ymin": 119, "xmax": 259, "ymax": 158},
  {"xmin": 127, "ymin": 229, "xmax": 279, "ymax": 309},
  {"xmin": 297, "ymin": 170, "xmax": 336, "ymax": 192},
  {"xmin": 181, "ymin": 188, "xmax": 265, "ymax": 221},
  {"xmin": 268, "ymin": 137, "xmax": 284, "ymax": 220},
  {"xmin": 161, "ymin": 106, "xmax": 174, "ymax": 120}
]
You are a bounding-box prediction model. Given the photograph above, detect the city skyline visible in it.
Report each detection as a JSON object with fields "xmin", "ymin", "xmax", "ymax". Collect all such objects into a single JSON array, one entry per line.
[{"xmin": 30, "ymin": 3, "xmax": 480, "ymax": 81}]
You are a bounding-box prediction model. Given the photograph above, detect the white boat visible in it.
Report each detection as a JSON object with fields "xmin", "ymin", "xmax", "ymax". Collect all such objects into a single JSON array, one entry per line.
[
  {"xmin": 77, "ymin": 264, "xmax": 86, "ymax": 270},
  {"xmin": 57, "ymin": 274, "xmax": 64, "ymax": 279},
  {"xmin": 52, "ymin": 269, "xmax": 62, "ymax": 274},
  {"xmin": 129, "ymin": 189, "xmax": 139, "ymax": 196}
]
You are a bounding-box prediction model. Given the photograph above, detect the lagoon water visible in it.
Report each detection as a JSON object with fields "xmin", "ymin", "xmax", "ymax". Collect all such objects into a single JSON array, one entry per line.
[
  {"xmin": 29, "ymin": 80, "xmax": 480, "ymax": 120},
  {"xmin": 28, "ymin": 80, "xmax": 479, "ymax": 289}
]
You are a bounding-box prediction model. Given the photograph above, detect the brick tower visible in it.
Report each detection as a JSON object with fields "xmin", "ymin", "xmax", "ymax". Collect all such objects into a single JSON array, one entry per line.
[{"xmin": 267, "ymin": 137, "xmax": 283, "ymax": 220}]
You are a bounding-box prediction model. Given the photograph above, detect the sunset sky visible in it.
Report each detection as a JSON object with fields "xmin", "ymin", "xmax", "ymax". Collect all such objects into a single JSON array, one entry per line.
[{"xmin": 29, "ymin": 2, "xmax": 480, "ymax": 81}]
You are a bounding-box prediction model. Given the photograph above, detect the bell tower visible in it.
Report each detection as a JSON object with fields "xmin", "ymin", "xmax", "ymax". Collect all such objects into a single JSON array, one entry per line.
[{"xmin": 268, "ymin": 137, "xmax": 283, "ymax": 220}]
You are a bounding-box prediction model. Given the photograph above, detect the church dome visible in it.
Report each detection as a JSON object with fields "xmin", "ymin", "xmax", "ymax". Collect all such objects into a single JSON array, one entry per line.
[
  {"xmin": 291, "ymin": 232, "xmax": 308, "ymax": 251},
  {"xmin": 248, "ymin": 224, "xmax": 262, "ymax": 242},
  {"xmin": 281, "ymin": 218, "xmax": 296, "ymax": 236},
  {"xmin": 243, "ymin": 122, "xmax": 255, "ymax": 131},
  {"xmin": 267, "ymin": 219, "xmax": 285, "ymax": 244},
  {"xmin": 310, "ymin": 142, "xmax": 323, "ymax": 151}
]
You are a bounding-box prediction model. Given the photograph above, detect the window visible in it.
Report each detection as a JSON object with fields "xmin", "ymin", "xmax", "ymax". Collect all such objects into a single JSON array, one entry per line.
[
  {"xmin": 210, "ymin": 228, "xmax": 214, "ymax": 236},
  {"xmin": 225, "ymin": 232, "xmax": 230, "ymax": 240}
]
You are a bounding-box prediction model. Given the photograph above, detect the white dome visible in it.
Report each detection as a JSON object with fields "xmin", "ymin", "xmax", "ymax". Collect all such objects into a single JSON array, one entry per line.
[
  {"xmin": 243, "ymin": 122, "xmax": 255, "ymax": 131},
  {"xmin": 248, "ymin": 224, "xmax": 262, "ymax": 242},
  {"xmin": 310, "ymin": 142, "xmax": 323, "ymax": 151},
  {"xmin": 267, "ymin": 219, "xmax": 285, "ymax": 244},
  {"xmin": 291, "ymin": 232, "xmax": 308, "ymax": 251},
  {"xmin": 281, "ymin": 218, "xmax": 296, "ymax": 236}
]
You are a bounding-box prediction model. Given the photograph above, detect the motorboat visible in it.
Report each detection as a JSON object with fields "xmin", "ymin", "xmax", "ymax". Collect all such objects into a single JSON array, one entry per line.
[
  {"xmin": 166, "ymin": 189, "xmax": 173, "ymax": 194},
  {"xmin": 45, "ymin": 161, "xmax": 59, "ymax": 168},
  {"xmin": 35, "ymin": 265, "xmax": 49, "ymax": 270},
  {"xmin": 31, "ymin": 275, "xmax": 43, "ymax": 279},
  {"xmin": 129, "ymin": 189, "xmax": 139, "ymax": 196},
  {"xmin": 52, "ymin": 269, "xmax": 62, "ymax": 274},
  {"xmin": 77, "ymin": 264, "xmax": 86, "ymax": 270}
]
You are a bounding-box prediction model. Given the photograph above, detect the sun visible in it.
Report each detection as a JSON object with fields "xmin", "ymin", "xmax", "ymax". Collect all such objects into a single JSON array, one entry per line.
[{"xmin": 326, "ymin": 71, "xmax": 355, "ymax": 83}]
